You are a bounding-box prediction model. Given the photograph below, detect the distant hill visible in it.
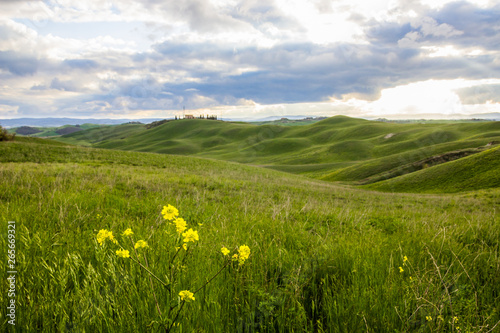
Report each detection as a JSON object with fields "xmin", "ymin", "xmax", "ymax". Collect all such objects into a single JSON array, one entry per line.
[
  {"xmin": 55, "ymin": 116, "xmax": 500, "ymax": 192},
  {"xmin": 15, "ymin": 126, "xmax": 42, "ymax": 135},
  {"xmin": 55, "ymin": 126, "xmax": 83, "ymax": 135},
  {"xmin": 10, "ymin": 124, "xmax": 104, "ymax": 138},
  {"xmin": 0, "ymin": 117, "xmax": 164, "ymax": 128}
]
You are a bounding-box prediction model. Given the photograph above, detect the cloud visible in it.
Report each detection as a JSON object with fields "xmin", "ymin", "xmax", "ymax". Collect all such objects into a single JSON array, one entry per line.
[
  {"xmin": 0, "ymin": 104, "xmax": 19, "ymax": 118},
  {"xmin": 0, "ymin": 51, "xmax": 38, "ymax": 75},
  {"xmin": 412, "ymin": 16, "xmax": 463, "ymax": 37},
  {"xmin": 63, "ymin": 59, "xmax": 98, "ymax": 70},
  {"xmin": 455, "ymin": 83, "xmax": 500, "ymax": 104},
  {"xmin": 50, "ymin": 77, "xmax": 78, "ymax": 91},
  {"xmin": 1, "ymin": 0, "xmax": 500, "ymax": 119}
]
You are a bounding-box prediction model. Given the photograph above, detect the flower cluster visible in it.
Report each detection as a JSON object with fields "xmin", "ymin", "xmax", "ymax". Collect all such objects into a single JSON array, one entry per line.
[
  {"xmin": 399, "ymin": 255, "xmax": 409, "ymax": 273},
  {"xmin": 96, "ymin": 229, "xmax": 117, "ymax": 245},
  {"xmin": 162, "ymin": 204, "xmax": 179, "ymax": 220},
  {"xmin": 174, "ymin": 218, "xmax": 187, "ymax": 234},
  {"xmin": 179, "ymin": 290, "xmax": 195, "ymax": 302},
  {"xmin": 95, "ymin": 201, "xmax": 250, "ymax": 331},
  {"xmin": 162, "ymin": 204, "xmax": 199, "ymax": 250},
  {"xmin": 238, "ymin": 245, "xmax": 251, "ymax": 265},
  {"xmin": 122, "ymin": 228, "xmax": 134, "ymax": 236},
  {"xmin": 224, "ymin": 245, "xmax": 251, "ymax": 266},
  {"xmin": 135, "ymin": 240, "xmax": 148, "ymax": 249},
  {"xmin": 116, "ymin": 249, "xmax": 130, "ymax": 258},
  {"xmin": 221, "ymin": 247, "xmax": 230, "ymax": 256},
  {"xmin": 182, "ymin": 228, "xmax": 199, "ymax": 243}
]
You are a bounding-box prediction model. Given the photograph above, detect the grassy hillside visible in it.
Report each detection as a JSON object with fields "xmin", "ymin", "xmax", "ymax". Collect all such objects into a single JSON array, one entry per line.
[
  {"xmin": 57, "ymin": 123, "xmax": 145, "ymax": 146},
  {"xmin": 10, "ymin": 124, "xmax": 103, "ymax": 138},
  {"xmin": 1, "ymin": 138, "xmax": 500, "ymax": 332},
  {"xmin": 56, "ymin": 116, "xmax": 500, "ymax": 192},
  {"xmin": 365, "ymin": 145, "xmax": 500, "ymax": 193},
  {"xmin": 249, "ymin": 117, "xmax": 325, "ymax": 126}
]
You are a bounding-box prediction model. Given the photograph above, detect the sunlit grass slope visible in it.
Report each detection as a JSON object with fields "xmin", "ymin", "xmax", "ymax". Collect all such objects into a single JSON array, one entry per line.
[
  {"xmin": 57, "ymin": 123, "xmax": 145, "ymax": 146},
  {"xmin": 1, "ymin": 139, "xmax": 500, "ymax": 331},
  {"xmin": 365, "ymin": 145, "xmax": 500, "ymax": 193}
]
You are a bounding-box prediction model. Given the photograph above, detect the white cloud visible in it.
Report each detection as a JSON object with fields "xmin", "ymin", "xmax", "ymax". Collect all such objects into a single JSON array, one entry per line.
[
  {"xmin": 421, "ymin": 45, "xmax": 484, "ymax": 58},
  {"xmin": 412, "ymin": 16, "xmax": 463, "ymax": 38},
  {"xmin": 397, "ymin": 31, "xmax": 421, "ymax": 48},
  {"xmin": 419, "ymin": 0, "xmax": 493, "ymax": 9},
  {"xmin": 0, "ymin": 104, "xmax": 19, "ymax": 117},
  {"xmin": 274, "ymin": 0, "xmax": 366, "ymax": 44},
  {"xmin": 398, "ymin": 16, "xmax": 463, "ymax": 48}
]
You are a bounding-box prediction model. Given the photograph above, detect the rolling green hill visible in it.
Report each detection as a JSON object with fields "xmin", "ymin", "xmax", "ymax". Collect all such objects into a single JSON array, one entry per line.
[
  {"xmin": 55, "ymin": 116, "xmax": 500, "ymax": 192},
  {"xmin": 10, "ymin": 123, "xmax": 104, "ymax": 138},
  {"xmin": 365, "ymin": 145, "xmax": 500, "ymax": 193}
]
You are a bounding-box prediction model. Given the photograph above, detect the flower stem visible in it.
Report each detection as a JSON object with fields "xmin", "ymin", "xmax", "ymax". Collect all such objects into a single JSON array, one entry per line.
[
  {"xmin": 166, "ymin": 301, "xmax": 185, "ymax": 333},
  {"xmin": 194, "ymin": 259, "xmax": 230, "ymax": 295},
  {"xmin": 129, "ymin": 256, "xmax": 169, "ymax": 287},
  {"xmin": 143, "ymin": 253, "xmax": 163, "ymax": 319}
]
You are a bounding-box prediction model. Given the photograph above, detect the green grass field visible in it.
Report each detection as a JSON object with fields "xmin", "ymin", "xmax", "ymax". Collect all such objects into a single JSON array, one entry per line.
[
  {"xmin": 55, "ymin": 116, "xmax": 500, "ymax": 193},
  {"xmin": 1, "ymin": 134, "xmax": 500, "ymax": 332}
]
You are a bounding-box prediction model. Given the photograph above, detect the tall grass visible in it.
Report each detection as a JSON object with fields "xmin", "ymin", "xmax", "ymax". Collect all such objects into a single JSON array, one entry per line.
[{"xmin": 1, "ymin": 140, "xmax": 500, "ymax": 332}]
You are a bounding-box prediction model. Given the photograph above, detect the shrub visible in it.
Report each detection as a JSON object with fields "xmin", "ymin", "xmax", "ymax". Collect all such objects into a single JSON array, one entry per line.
[{"xmin": 0, "ymin": 125, "xmax": 15, "ymax": 141}]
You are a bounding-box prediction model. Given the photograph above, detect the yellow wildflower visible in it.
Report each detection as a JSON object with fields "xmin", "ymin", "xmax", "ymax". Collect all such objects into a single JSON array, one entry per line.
[
  {"xmin": 403, "ymin": 256, "xmax": 408, "ymax": 263},
  {"xmin": 453, "ymin": 316, "xmax": 458, "ymax": 323},
  {"xmin": 238, "ymin": 245, "xmax": 250, "ymax": 260},
  {"xmin": 182, "ymin": 243, "xmax": 188, "ymax": 251},
  {"xmin": 135, "ymin": 240, "xmax": 148, "ymax": 249},
  {"xmin": 116, "ymin": 249, "xmax": 130, "ymax": 258},
  {"xmin": 96, "ymin": 229, "xmax": 117, "ymax": 245},
  {"xmin": 399, "ymin": 267, "xmax": 404, "ymax": 273},
  {"xmin": 122, "ymin": 228, "xmax": 133, "ymax": 236},
  {"xmin": 237, "ymin": 245, "xmax": 251, "ymax": 265},
  {"xmin": 426, "ymin": 316, "xmax": 432, "ymax": 322},
  {"xmin": 162, "ymin": 204, "xmax": 179, "ymax": 220},
  {"xmin": 179, "ymin": 290, "xmax": 195, "ymax": 302},
  {"xmin": 221, "ymin": 247, "xmax": 230, "ymax": 256},
  {"xmin": 182, "ymin": 228, "xmax": 199, "ymax": 243},
  {"xmin": 174, "ymin": 217, "xmax": 187, "ymax": 234}
]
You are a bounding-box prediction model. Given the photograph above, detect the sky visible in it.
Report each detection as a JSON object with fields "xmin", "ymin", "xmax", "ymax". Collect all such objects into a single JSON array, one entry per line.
[{"xmin": 0, "ymin": 0, "xmax": 500, "ymax": 120}]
